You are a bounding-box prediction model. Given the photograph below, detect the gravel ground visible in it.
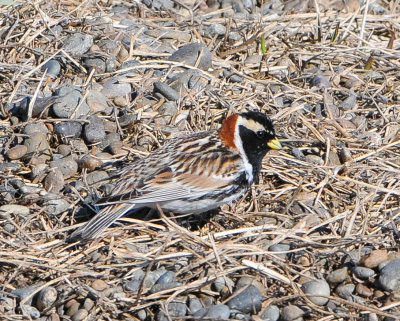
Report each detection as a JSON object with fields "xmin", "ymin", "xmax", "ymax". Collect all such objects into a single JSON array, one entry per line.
[{"xmin": 1, "ymin": 0, "xmax": 400, "ymax": 320}]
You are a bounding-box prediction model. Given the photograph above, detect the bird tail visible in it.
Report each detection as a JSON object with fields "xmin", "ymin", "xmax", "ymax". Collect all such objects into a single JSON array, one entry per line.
[{"xmin": 68, "ymin": 203, "xmax": 136, "ymax": 242}]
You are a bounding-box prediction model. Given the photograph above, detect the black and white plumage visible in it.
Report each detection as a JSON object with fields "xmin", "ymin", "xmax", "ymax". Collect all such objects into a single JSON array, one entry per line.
[{"xmin": 69, "ymin": 111, "xmax": 281, "ymax": 241}]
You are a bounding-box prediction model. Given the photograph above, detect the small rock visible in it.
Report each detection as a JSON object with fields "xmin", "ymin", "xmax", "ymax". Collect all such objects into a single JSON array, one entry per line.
[
  {"xmin": 83, "ymin": 115, "xmax": 106, "ymax": 144},
  {"xmin": 82, "ymin": 56, "xmax": 106, "ymax": 73},
  {"xmin": 352, "ymin": 266, "xmax": 375, "ymax": 279},
  {"xmin": 335, "ymin": 283, "xmax": 355, "ymax": 299},
  {"xmin": 378, "ymin": 258, "xmax": 400, "ymax": 291},
  {"xmin": 356, "ymin": 284, "xmax": 373, "ymax": 297},
  {"xmin": 327, "ymin": 267, "xmax": 348, "ymax": 283},
  {"xmin": 44, "ymin": 168, "xmax": 65, "ymax": 194},
  {"xmin": 21, "ymin": 304, "xmax": 40, "ymax": 319},
  {"xmin": 49, "ymin": 157, "xmax": 78, "ymax": 178},
  {"xmin": 65, "ymin": 299, "xmax": 80, "ymax": 316},
  {"xmin": 97, "ymin": 132, "xmax": 120, "ymax": 151},
  {"xmin": 0, "ymin": 204, "xmax": 30, "ymax": 217},
  {"xmin": 92, "ymin": 279, "xmax": 108, "ymax": 291},
  {"xmin": 363, "ymin": 249, "xmax": 388, "ymax": 268},
  {"xmin": 101, "ymin": 76, "xmax": 132, "ymax": 98},
  {"xmin": 45, "ymin": 199, "xmax": 71, "ymax": 216},
  {"xmin": 23, "ymin": 122, "xmax": 49, "ymax": 135},
  {"xmin": 24, "ymin": 132, "xmax": 50, "ymax": 155},
  {"xmin": 52, "ymin": 88, "xmax": 90, "ymax": 119},
  {"xmin": 269, "ymin": 243, "xmax": 290, "ymax": 259},
  {"xmin": 153, "ymin": 81, "xmax": 180, "ymax": 101},
  {"xmin": 71, "ymin": 309, "xmax": 88, "ymax": 321},
  {"xmin": 42, "ymin": 60, "xmax": 61, "ymax": 79},
  {"xmin": 35, "ymin": 286, "xmax": 58, "ymax": 311},
  {"xmin": 86, "ymin": 90, "xmax": 109, "ymax": 114},
  {"xmin": 83, "ymin": 298, "xmax": 94, "ymax": 311},
  {"xmin": 125, "ymin": 269, "xmax": 145, "ymax": 293},
  {"xmin": 188, "ymin": 295, "xmax": 203, "ymax": 314},
  {"xmin": 193, "ymin": 304, "xmax": 230, "ymax": 319},
  {"xmin": 260, "ymin": 304, "xmax": 280, "ymax": 321},
  {"xmin": 86, "ymin": 171, "xmax": 109, "ymax": 187},
  {"xmin": 281, "ymin": 305, "xmax": 304, "ymax": 321},
  {"xmin": 206, "ymin": 23, "xmax": 226, "ymax": 37},
  {"xmin": 7, "ymin": 145, "xmax": 28, "ymax": 160},
  {"xmin": 63, "ymin": 33, "xmax": 93, "ymax": 56},
  {"xmin": 54, "ymin": 121, "xmax": 83, "ymax": 138},
  {"xmin": 301, "ymin": 279, "xmax": 330, "ymax": 306},
  {"xmin": 226, "ymin": 284, "xmax": 262, "ymax": 314},
  {"xmin": 78, "ymin": 155, "xmax": 103, "ymax": 171},
  {"xmin": 168, "ymin": 42, "xmax": 212, "ymax": 70}
]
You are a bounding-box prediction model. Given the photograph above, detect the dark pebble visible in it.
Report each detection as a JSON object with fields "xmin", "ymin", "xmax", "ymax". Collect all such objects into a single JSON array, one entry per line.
[
  {"xmin": 335, "ymin": 283, "xmax": 355, "ymax": 299},
  {"xmin": 226, "ymin": 284, "xmax": 262, "ymax": 314},
  {"xmin": 153, "ymin": 81, "xmax": 180, "ymax": 101},
  {"xmin": 54, "ymin": 121, "xmax": 83, "ymax": 138},
  {"xmin": 12, "ymin": 282, "xmax": 44, "ymax": 304},
  {"xmin": 20, "ymin": 304, "xmax": 40, "ymax": 319}
]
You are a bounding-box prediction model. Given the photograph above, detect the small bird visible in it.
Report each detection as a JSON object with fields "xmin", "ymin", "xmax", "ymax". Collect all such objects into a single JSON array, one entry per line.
[{"xmin": 69, "ymin": 111, "xmax": 281, "ymax": 241}]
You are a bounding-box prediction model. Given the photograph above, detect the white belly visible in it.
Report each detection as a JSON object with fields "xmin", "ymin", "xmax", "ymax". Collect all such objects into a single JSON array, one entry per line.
[{"xmin": 159, "ymin": 188, "xmax": 247, "ymax": 214}]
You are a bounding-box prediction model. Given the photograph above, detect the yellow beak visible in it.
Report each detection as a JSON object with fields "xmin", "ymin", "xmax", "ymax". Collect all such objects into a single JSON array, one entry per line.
[{"xmin": 267, "ymin": 137, "xmax": 282, "ymax": 150}]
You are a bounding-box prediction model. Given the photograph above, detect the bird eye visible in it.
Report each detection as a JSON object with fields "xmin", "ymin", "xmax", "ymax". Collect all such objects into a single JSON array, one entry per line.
[{"xmin": 256, "ymin": 130, "xmax": 266, "ymax": 138}]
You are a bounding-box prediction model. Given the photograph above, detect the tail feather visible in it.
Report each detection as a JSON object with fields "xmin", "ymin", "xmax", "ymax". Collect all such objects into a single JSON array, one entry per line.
[{"xmin": 68, "ymin": 203, "xmax": 136, "ymax": 242}]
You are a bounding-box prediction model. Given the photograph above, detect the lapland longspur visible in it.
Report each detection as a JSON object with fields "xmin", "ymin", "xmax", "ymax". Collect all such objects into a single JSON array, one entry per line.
[{"xmin": 69, "ymin": 111, "xmax": 281, "ymax": 241}]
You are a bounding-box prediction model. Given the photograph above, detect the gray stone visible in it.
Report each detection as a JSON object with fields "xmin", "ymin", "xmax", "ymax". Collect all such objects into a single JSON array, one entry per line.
[
  {"xmin": 260, "ymin": 304, "xmax": 280, "ymax": 321},
  {"xmin": 83, "ymin": 115, "xmax": 106, "ymax": 144},
  {"xmin": 335, "ymin": 283, "xmax": 355, "ymax": 299},
  {"xmin": 101, "ymin": 76, "xmax": 132, "ymax": 98},
  {"xmin": 379, "ymin": 258, "xmax": 400, "ymax": 291},
  {"xmin": 35, "ymin": 286, "xmax": 58, "ymax": 311},
  {"xmin": 23, "ymin": 122, "xmax": 49, "ymax": 135},
  {"xmin": 193, "ymin": 304, "xmax": 230, "ymax": 319},
  {"xmin": 49, "ymin": 156, "xmax": 78, "ymax": 178},
  {"xmin": 54, "ymin": 121, "xmax": 83, "ymax": 138},
  {"xmin": 52, "ymin": 88, "xmax": 89, "ymax": 119},
  {"xmin": 352, "ymin": 266, "xmax": 375, "ymax": 279},
  {"xmin": 301, "ymin": 279, "xmax": 330, "ymax": 306},
  {"xmin": 44, "ymin": 168, "xmax": 65, "ymax": 194},
  {"xmin": 281, "ymin": 305, "xmax": 304, "ymax": 321},
  {"xmin": 153, "ymin": 82, "xmax": 180, "ymax": 101},
  {"xmin": 45, "ymin": 199, "xmax": 71, "ymax": 216},
  {"xmin": 168, "ymin": 42, "xmax": 212, "ymax": 70},
  {"xmin": 226, "ymin": 284, "xmax": 262, "ymax": 314},
  {"xmin": 63, "ymin": 33, "xmax": 93, "ymax": 56},
  {"xmin": 42, "ymin": 60, "xmax": 61, "ymax": 79}
]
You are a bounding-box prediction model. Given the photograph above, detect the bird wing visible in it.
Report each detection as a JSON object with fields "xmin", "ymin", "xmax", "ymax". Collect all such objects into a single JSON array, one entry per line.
[{"xmin": 97, "ymin": 150, "xmax": 246, "ymax": 206}]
